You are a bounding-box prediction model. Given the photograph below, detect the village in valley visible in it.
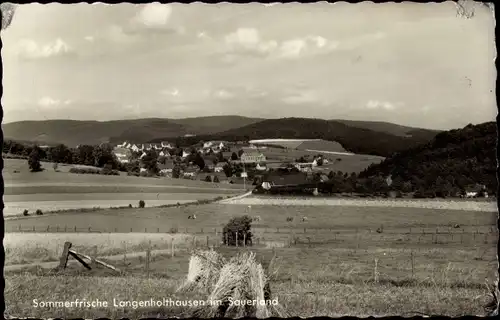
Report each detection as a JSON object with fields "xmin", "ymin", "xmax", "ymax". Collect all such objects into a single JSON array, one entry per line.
[{"xmin": 111, "ymin": 138, "xmax": 331, "ymax": 185}]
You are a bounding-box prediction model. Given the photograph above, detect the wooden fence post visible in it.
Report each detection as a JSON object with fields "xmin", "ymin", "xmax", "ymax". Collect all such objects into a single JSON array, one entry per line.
[
  {"xmin": 243, "ymin": 233, "xmax": 246, "ymax": 247},
  {"xmin": 411, "ymin": 251, "xmax": 415, "ymax": 279},
  {"xmin": 88, "ymin": 227, "xmax": 91, "ymax": 232},
  {"xmin": 193, "ymin": 236, "xmax": 196, "ymax": 248},
  {"xmin": 146, "ymin": 248, "xmax": 151, "ymax": 278},
  {"xmin": 64, "ymin": 225, "xmax": 67, "ymax": 232},
  {"xmin": 236, "ymin": 232, "xmax": 239, "ymax": 247},
  {"xmin": 201, "ymin": 228, "xmax": 203, "ymax": 234},
  {"xmin": 58, "ymin": 242, "xmax": 72, "ymax": 270},
  {"xmin": 74, "ymin": 226, "xmax": 77, "ymax": 232},
  {"xmin": 130, "ymin": 227, "xmax": 133, "ymax": 233},
  {"xmin": 206, "ymin": 236, "xmax": 209, "ymax": 248},
  {"xmin": 56, "ymin": 226, "xmax": 59, "ymax": 232},
  {"xmin": 47, "ymin": 226, "xmax": 50, "ymax": 232},
  {"xmin": 225, "ymin": 233, "xmax": 229, "ymax": 246},
  {"xmin": 304, "ymin": 228, "xmax": 306, "ymax": 233},
  {"xmin": 123, "ymin": 242, "xmax": 127, "ymax": 266},
  {"xmin": 157, "ymin": 227, "xmax": 160, "ymax": 233}
]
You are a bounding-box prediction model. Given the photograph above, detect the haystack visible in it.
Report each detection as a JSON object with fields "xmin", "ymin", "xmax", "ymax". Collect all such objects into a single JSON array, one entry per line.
[
  {"xmin": 192, "ymin": 251, "xmax": 287, "ymax": 319},
  {"xmin": 177, "ymin": 249, "xmax": 226, "ymax": 294}
]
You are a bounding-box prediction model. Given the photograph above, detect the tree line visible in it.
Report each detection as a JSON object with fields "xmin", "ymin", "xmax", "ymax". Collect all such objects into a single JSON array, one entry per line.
[{"xmin": 4, "ymin": 140, "xmax": 123, "ymax": 172}]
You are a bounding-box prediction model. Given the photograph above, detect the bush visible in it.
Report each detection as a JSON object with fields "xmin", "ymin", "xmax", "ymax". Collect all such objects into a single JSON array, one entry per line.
[
  {"xmin": 138, "ymin": 200, "xmax": 146, "ymax": 208},
  {"xmin": 222, "ymin": 215, "xmax": 253, "ymax": 246},
  {"xmin": 213, "ymin": 176, "xmax": 220, "ymax": 183},
  {"xmin": 35, "ymin": 209, "xmax": 43, "ymax": 216},
  {"xmin": 23, "ymin": 209, "xmax": 29, "ymax": 216},
  {"xmin": 170, "ymin": 227, "xmax": 179, "ymax": 234},
  {"xmin": 28, "ymin": 150, "xmax": 42, "ymax": 172},
  {"xmin": 205, "ymin": 175, "xmax": 212, "ymax": 182},
  {"xmin": 69, "ymin": 167, "xmax": 101, "ymax": 175},
  {"xmin": 128, "ymin": 204, "xmax": 133, "ymax": 208}
]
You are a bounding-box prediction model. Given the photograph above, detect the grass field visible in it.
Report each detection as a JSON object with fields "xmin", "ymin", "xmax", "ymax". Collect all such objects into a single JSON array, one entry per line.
[
  {"xmin": 224, "ymin": 146, "xmax": 384, "ymax": 174},
  {"xmin": 3, "ymin": 155, "xmax": 498, "ymax": 317},
  {"xmin": 3, "ymin": 158, "xmax": 244, "ymax": 217},
  {"xmin": 4, "ymin": 202, "xmax": 498, "ymax": 317}
]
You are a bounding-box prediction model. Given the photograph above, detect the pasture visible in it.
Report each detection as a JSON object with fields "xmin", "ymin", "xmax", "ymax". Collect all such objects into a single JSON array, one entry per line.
[
  {"xmin": 4, "ymin": 202, "xmax": 498, "ymax": 317},
  {"xmin": 224, "ymin": 147, "xmax": 384, "ymax": 174},
  {"xmin": 3, "ymin": 158, "xmax": 243, "ymax": 217}
]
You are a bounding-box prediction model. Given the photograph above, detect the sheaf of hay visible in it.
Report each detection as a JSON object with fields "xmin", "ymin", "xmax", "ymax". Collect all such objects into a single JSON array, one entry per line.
[
  {"xmin": 177, "ymin": 249, "xmax": 226, "ymax": 294},
  {"xmin": 192, "ymin": 251, "xmax": 287, "ymax": 318}
]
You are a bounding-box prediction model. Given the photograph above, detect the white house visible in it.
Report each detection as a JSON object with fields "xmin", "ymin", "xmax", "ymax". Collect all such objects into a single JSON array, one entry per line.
[
  {"xmin": 159, "ymin": 151, "xmax": 165, "ymax": 157},
  {"xmin": 215, "ymin": 162, "xmax": 225, "ymax": 173},
  {"xmin": 161, "ymin": 142, "xmax": 172, "ymax": 148},
  {"xmin": 203, "ymin": 141, "xmax": 213, "ymax": 149},
  {"xmin": 140, "ymin": 152, "xmax": 147, "ymax": 159},
  {"xmin": 256, "ymin": 163, "xmax": 267, "ymax": 171},
  {"xmin": 182, "ymin": 150, "xmax": 190, "ymax": 158},
  {"xmin": 131, "ymin": 144, "xmax": 140, "ymax": 152},
  {"xmin": 218, "ymin": 142, "xmax": 225, "ymax": 150},
  {"xmin": 140, "ymin": 168, "xmax": 148, "ymax": 173},
  {"xmin": 240, "ymin": 152, "xmax": 267, "ymax": 164}
]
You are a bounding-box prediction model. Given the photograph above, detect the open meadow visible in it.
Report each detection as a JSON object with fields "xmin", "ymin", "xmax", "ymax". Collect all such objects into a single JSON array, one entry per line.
[
  {"xmin": 3, "ymin": 158, "xmax": 244, "ymax": 217},
  {"xmin": 4, "ymin": 201, "xmax": 498, "ymax": 317}
]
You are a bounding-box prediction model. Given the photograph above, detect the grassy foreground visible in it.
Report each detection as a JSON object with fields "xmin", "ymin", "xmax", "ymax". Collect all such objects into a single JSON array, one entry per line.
[{"xmin": 4, "ymin": 262, "xmax": 492, "ymax": 318}]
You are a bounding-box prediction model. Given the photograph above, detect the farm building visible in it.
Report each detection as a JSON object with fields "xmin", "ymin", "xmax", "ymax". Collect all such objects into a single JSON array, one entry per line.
[
  {"xmin": 294, "ymin": 159, "xmax": 318, "ymax": 172},
  {"xmin": 214, "ymin": 162, "xmax": 226, "ymax": 173},
  {"xmin": 256, "ymin": 163, "xmax": 267, "ymax": 171},
  {"xmin": 464, "ymin": 184, "xmax": 487, "ymax": 198},
  {"xmin": 262, "ymin": 172, "xmax": 310, "ymax": 187},
  {"xmin": 240, "ymin": 152, "xmax": 267, "ymax": 164}
]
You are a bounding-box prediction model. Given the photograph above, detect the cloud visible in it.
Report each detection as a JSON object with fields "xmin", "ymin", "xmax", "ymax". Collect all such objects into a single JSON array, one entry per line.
[
  {"xmin": 225, "ymin": 28, "xmax": 278, "ymax": 57},
  {"xmin": 14, "ymin": 38, "xmax": 73, "ymax": 60},
  {"xmin": 37, "ymin": 97, "xmax": 72, "ymax": 108},
  {"xmin": 134, "ymin": 3, "xmax": 172, "ymax": 28},
  {"xmin": 282, "ymin": 90, "xmax": 321, "ymax": 104},
  {"xmin": 224, "ymin": 28, "xmax": 338, "ymax": 59},
  {"xmin": 84, "ymin": 36, "xmax": 94, "ymax": 42},
  {"xmin": 366, "ymin": 100, "xmax": 397, "ymax": 111},
  {"xmin": 160, "ymin": 88, "xmax": 180, "ymax": 97}
]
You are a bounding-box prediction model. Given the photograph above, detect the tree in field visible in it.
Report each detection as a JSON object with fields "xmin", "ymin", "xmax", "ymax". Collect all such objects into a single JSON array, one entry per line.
[
  {"xmin": 222, "ymin": 215, "xmax": 253, "ymax": 246},
  {"xmin": 213, "ymin": 175, "xmax": 220, "ymax": 183},
  {"xmin": 194, "ymin": 153, "xmax": 205, "ymax": 170},
  {"xmin": 141, "ymin": 150, "xmax": 159, "ymax": 175},
  {"xmin": 231, "ymin": 152, "xmax": 238, "ymax": 161},
  {"xmin": 217, "ymin": 151, "xmax": 225, "ymax": 163},
  {"xmin": 223, "ymin": 163, "xmax": 233, "ymax": 177},
  {"xmin": 172, "ymin": 165, "xmax": 181, "ymax": 179},
  {"xmin": 28, "ymin": 147, "xmax": 42, "ymax": 172},
  {"xmin": 238, "ymin": 149, "xmax": 245, "ymax": 158}
]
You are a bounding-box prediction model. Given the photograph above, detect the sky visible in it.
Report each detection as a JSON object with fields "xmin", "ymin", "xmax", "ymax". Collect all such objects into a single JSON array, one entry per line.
[{"xmin": 1, "ymin": 2, "xmax": 497, "ymax": 130}]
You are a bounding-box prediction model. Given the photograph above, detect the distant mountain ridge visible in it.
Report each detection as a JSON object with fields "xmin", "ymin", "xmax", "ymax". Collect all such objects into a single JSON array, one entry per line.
[
  {"xmin": 163, "ymin": 117, "xmax": 440, "ymax": 157},
  {"xmin": 2, "ymin": 115, "xmax": 441, "ymax": 157}
]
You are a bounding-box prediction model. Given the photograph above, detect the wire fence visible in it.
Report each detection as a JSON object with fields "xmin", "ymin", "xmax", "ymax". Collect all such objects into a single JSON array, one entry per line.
[{"xmin": 8, "ymin": 224, "xmax": 498, "ymax": 247}]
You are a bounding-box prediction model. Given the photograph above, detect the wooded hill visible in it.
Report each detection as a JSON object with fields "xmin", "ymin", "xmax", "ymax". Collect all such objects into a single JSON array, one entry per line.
[
  {"xmin": 358, "ymin": 121, "xmax": 497, "ymax": 196},
  {"xmin": 153, "ymin": 118, "xmax": 440, "ymax": 158}
]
